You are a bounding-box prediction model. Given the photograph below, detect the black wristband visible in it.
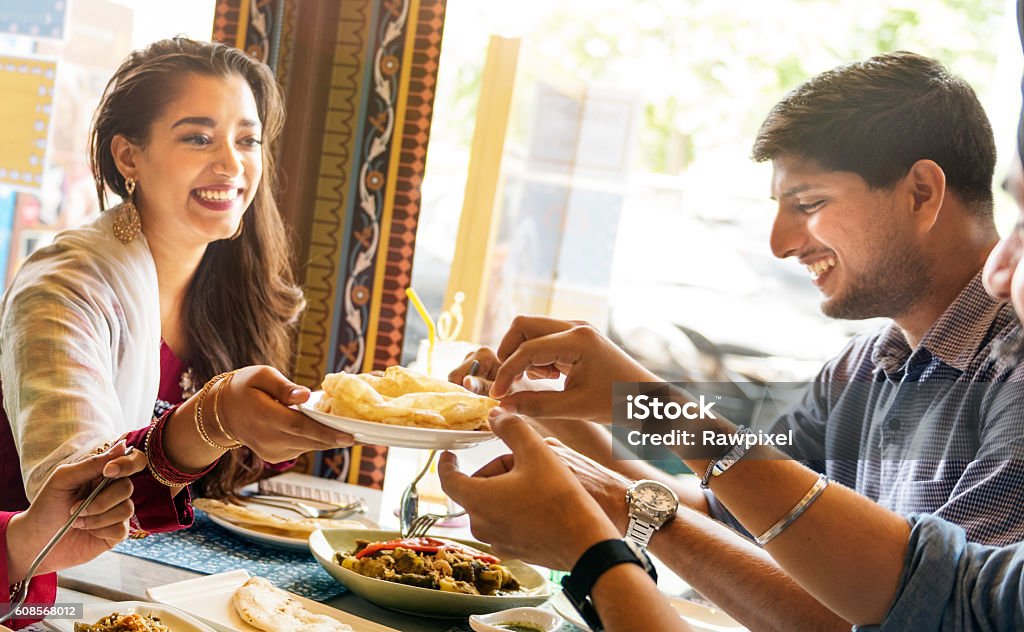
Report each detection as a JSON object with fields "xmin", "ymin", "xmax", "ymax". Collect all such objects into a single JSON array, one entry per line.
[{"xmin": 561, "ymin": 539, "xmax": 657, "ymax": 632}]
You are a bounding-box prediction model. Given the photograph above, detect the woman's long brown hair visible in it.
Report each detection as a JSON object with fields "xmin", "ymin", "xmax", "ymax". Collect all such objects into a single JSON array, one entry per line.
[{"xmin": 89, "ymin": 37, "xmax": 305, "ymax": 499}]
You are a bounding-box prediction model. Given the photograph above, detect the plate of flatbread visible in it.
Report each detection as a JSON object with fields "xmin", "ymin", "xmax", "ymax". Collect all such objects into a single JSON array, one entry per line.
[
  {"xmin": 194, "ymin": 497, "xmax": 376, "ymax": 551},
  {"xmin": 147, "ymin": 570, "xmax": 398, "ymax": 632},
  {"xmin": 297, "ymin": 366, "xmax": 499, "ymax": 450}
]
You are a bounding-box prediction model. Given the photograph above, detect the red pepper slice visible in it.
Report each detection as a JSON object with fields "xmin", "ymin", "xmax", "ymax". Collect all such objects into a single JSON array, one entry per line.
[{"xmin": 353, "ymin": 536, "xmax": 499, "ymax": 564}]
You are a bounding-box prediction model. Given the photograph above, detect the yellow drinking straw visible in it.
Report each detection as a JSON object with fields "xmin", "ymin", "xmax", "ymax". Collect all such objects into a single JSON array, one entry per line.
[{"xmin": 405, "ymin": 287, "xmax": 436, "ymax": 375}]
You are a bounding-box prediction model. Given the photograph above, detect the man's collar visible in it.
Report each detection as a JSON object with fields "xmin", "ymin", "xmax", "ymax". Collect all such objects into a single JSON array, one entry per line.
[{"xmin": 870, "ymin": 271, "xmax": 1007, "ymax": 376}]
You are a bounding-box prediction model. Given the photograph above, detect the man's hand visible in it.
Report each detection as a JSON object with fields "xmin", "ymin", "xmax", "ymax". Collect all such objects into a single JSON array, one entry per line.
[
  {"xmin": 449, "ymin": 346, "xmax": 561, "ymax": 398},
  {"xmin": 478, "ymin": 316, "xmax": 659, "ymax": 423},
  {"xmin": 438, "ymin": 410, "xmax": 620, "ymax": 570},
  {"xmin": 546, "ymin": 438, "xmax": 634, "ymax": 532}
]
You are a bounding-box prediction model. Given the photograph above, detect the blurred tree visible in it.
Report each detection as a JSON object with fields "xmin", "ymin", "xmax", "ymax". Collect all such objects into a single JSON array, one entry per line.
[{"xmin": 438, "ymin": 0, "xmax": 1004, "ymax": 174}]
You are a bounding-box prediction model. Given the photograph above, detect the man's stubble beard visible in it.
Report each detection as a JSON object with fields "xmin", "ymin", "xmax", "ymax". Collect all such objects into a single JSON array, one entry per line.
[{"xmin": 819, "ymin": 245, "xmax": 933, "ymax": 322}]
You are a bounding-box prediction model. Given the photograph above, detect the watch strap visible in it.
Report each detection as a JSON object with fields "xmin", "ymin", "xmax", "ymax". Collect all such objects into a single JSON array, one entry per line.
[
  {"xmin": 625, "ymin": 515, "xmax": 657, "ymax": 548},
  {"xmin": 561, "ymin": 539, "xmax": 657, "ymax": 632}
]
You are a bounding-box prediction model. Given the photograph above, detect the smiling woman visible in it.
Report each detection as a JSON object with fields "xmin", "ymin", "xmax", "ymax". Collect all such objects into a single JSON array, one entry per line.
[
  {"xmin": 111, "ymin": 74, "xmax": 264, "ymax": 246},
  {"xmin": 0, "ymin": 38, "xmax": 357, "ymax": 539}
]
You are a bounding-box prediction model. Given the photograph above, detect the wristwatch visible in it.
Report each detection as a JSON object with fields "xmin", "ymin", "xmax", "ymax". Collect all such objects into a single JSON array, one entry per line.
[
  {"xmin": 624, "ymin": 479, "xmax": 679, "ymax": 548},
  {"xmin": 561, "ymin": 538, "xmax": 658, "ymax": 632}
]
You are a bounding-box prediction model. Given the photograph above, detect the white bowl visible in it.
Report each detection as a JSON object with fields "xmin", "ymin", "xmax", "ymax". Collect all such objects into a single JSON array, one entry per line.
[
  {"xmin": 309, "ymin": 529, "xmax": 552, "ymax": 618},
  {"xmin": 468, "ymin": 606, "xmax": 563, "ymax": 632}
]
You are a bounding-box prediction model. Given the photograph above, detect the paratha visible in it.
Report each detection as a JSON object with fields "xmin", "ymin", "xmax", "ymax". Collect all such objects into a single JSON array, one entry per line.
[
  {"xmin": 193, "ymin": 498, "xmax": 366, "ymax": 537},
  {"xmin": 317, "ymin": 366, "xmax": 497, "ymax": 430},
  {"xmin": 233, "ymin": 577, "xmax": 353, "ymax": 632}
]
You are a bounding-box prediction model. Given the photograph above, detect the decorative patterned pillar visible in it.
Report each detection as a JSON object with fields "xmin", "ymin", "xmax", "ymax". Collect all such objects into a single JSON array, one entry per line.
[{"xmin": 213, "ymin": 0, "xmax": 448, "ymax": 488}]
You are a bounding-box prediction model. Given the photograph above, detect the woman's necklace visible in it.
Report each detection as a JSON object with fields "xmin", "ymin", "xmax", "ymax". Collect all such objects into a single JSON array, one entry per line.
[{"xmin": 179, "ymin": 366, "xmax": 198, "ymax": 399}]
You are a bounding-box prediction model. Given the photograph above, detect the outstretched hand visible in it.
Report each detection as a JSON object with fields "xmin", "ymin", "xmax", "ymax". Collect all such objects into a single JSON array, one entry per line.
[
  {"xmin": 450, "ymin": 346, "xmax": 561, "ymax": 397},
  {"xmin": 217, "ymin": 366, "xmax": 355, "ymax": 463},
  {"xmin": 438, "ymin": 409, "xmax": 620, "ymax": 570},
  {"xmin": 454, "ymin": 317, "xmax": 658, "ymax": 423}
]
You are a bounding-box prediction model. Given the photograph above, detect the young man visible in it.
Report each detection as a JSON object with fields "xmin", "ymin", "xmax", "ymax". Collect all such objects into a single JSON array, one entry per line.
[
  {"xmin": 442, "ymin": 142, "xmax": 1024, "ymax": 629},
  {"xmin": 451, "ymin": 51, "xmax": 1024, "ymax": 630}
]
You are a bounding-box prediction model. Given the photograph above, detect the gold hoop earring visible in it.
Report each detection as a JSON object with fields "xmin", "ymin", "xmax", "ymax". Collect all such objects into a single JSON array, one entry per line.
[{"xmin": 113, "ymin": 177, "xmax": 141, "ymax": 244}]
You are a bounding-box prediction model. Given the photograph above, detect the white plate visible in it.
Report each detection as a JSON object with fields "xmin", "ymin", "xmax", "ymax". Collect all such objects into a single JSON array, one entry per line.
[
  {"xmin": 550, "ymin": 591, "xmax": 746, "ymax": 632},
  {"xmin": 298, "ymin": 391, "xmax": 497, "ymax": 450},
  {"xmin": 42, "ymin": 600, "xmax": 215, "ymax": 632},
  {"xmin": 147, "ymin": 569, "xmax": 398, "ymax": 632},
  {"xmin": 202, "ymin": 498, "xmax": 377, "ymax": 551}
]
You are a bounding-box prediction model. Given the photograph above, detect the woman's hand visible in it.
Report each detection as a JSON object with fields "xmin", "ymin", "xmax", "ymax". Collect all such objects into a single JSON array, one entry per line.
[
  {"xmin": 6, "ymin": 441, "xmax": 148, "ymax": 578},
  {"xmin": 216, "ymin": 366, "xmax": 355, "ymax": 463},
  {"xmin": 463, "ymin": 316, "xmax": 660, "ymax": 423},
  {"xmin": 164, "ymin": 365, "xmax": 355, "ymax": 472},
  {"xmin": 438, "ymin": 410, "xmax": 620, "ymax": 570}
]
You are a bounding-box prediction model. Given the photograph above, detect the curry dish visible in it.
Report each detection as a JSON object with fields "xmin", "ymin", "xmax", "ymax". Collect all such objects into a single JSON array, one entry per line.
[
  {"xmin": 74, "ymin": 613, "xmax": 171, "ymax": 632},
  {"xmin": 335, "ymin": 536, "xmax": 522, "ymax": 595}
]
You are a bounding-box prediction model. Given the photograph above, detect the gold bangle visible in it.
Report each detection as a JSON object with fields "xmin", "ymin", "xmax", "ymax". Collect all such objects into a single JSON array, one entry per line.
[
  {"xmin": 195, "ymin": 372, "xmax": 241, "ymax": 450},
  {"xmin": 212, "ymin": 370, "xmax": 242, "ymax": 445}
]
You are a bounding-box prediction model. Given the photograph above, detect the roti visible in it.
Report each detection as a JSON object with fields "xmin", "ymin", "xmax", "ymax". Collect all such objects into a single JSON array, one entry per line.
[
  {"xmin": 233, "ymin": 577, "xmax": 353, "ymax": 632},
  {"xmin": 317, "ymin": 366, "xmax": 498, "ymax": 430},
  {"xmin": 193, "ymin": 498, "xmax": 366, "ymax": 537}
]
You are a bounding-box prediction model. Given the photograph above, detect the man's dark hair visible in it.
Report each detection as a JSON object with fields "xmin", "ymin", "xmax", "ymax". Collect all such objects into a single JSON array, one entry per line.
[{"xmin": 752, "ymin": 51, "xmax": 996, "ymax": 215}]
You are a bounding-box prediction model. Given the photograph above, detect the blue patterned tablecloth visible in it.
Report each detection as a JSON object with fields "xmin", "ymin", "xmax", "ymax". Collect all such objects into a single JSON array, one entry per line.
[{"xmin": 113, "ymin": 510, "xmax": 345, "ymax": 601}]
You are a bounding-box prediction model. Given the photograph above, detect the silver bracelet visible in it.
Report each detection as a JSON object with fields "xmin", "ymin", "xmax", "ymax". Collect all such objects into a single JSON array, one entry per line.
[
  {"xmin": 699, "ymin": 426, "xmax": 752, "ymax": 489},
  {"xmin": 754, "ymin": 473, "xmax": 829, "ymax": 546}
]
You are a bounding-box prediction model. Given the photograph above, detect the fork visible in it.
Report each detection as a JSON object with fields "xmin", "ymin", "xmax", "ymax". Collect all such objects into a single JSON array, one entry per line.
[
  {"xmin": 399, "ymin": 449, "xmax": 437, "ymax": 537},
  {"xmin": 0, "ymin": 454, "xmax": 125, "ymax": 624},
  {"xmin": 399, "ymin": 361, "xmax": 479, "ymax": 537},
  {"xmin": 243, "ymin": 494, "xmax": 366, "ymax": 519},
  {"xmin": 405, "ymin": 508, "xmax": 468, "ymax": 538}
]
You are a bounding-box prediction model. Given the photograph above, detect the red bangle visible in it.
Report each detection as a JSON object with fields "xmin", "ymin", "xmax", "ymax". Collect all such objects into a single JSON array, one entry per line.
[{"xmin": 144, "ymin": 405, "xmax": 220, "ymax": 487}]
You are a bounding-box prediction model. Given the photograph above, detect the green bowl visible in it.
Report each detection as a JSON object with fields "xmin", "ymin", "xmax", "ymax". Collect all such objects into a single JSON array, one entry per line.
[{"xmin": 309, "ymin": 528, "xmax": 552, "ymax": 618}]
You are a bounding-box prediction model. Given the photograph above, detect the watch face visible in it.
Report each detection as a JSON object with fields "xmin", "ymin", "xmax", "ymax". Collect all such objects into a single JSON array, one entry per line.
[{"xmin": 632, "ymin": 481, "xmax": 678, "ymax": 512}]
